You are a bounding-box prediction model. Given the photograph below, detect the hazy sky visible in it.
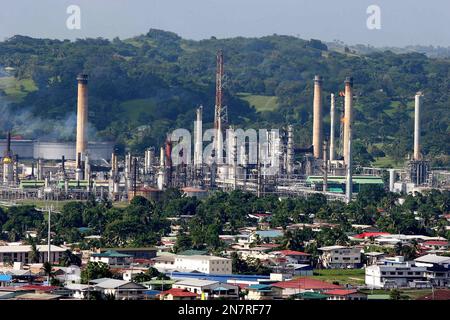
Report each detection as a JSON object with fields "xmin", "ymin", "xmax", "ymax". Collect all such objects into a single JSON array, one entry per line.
[{"xmin": 1, "ymin": 0, "xmax": 449, "ymax": 47}]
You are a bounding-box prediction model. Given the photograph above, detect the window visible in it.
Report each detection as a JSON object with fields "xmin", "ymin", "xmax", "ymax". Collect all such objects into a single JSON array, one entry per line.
[
  {"xmin": 390, "ymin": 272, "xmax": 395, "ymax": 275},
  {"xmin": 381, "ymin": 272, "xmax": 386, "ymax": 275},
  {"xmin": 407, "ymin": 272, "xmax": 413, "ymax": 275}
]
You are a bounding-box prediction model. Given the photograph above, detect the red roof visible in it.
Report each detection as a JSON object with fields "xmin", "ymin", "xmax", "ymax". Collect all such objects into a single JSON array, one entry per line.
[
  {"xmin": 19, "ymin": 285, "xmax": 59, "ymax": 292},
  {"xmin": 159, "ymin": 288, "xmax": 197, "ymax": 297},
  {"xmin": 353, "ymin": 232, "xmax": 390, "ymax": 239},
  {"xmin": 423, "ymin": 241, "xmax": 449, "ymax": 246},
  {"xmin": 325, "ymin": 289, "xmax": 360, "ymax": 296},
  {"xmin": 272, "ymin": 278, "xmax": 342, "ymax": 290},
  {"xmin": 276, "ymin": 250, "xmax": 310, "ymax": 256}
]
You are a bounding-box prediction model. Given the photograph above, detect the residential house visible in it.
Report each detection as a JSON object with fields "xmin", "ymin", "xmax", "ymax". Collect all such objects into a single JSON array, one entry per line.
[
  {"xmin": 270, "ymin": 250, "xmax": 311, "ymax": 265},
  {"xmin": 251, "ymin": 230, "xmax": 283, "ymax": 243},
  {"xmin": 64, "ymin": 283, "xmax": 94, "ymax": 299},
  {"xmin": 271, "ymin": 278, "xmax": 341, "ymax": 298},
  {"xmin": 90, "ymin": 250, "xmax": 133, "ymax": 268},
  {"xmin": 246, "ymin": 284, "xmax": 283, "ymax": 300},
  {"xmin": 92, "ymin": 278, "xmax": 146, "ymax": 300},
  {"xmin": 98, "ymin": 247, "xmax": 157, "ymax": 260},
  {"xmin": 318, "ymin": 246, "xmax": 362, "ymax": 269},
  {"xmin": 159, "ymin": 288, "xmax": 198, "ymax": 300},
  {"xmin": 53, "ymin": 265, "xmax": 81, "ymax": 284},
  {"xmin": 421, "ymin": 241, "xmax": 450, "ymax": 252},
  {"xmin": 325, "ymin": 289, "xmax": 367, "ymax": 300}
]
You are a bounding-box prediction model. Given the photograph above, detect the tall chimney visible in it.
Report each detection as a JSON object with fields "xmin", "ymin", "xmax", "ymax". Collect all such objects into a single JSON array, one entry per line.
[
  {"xmin": 343, "ymin": 77, "xmax": 353, "ymax": 165},
  {"xmin": 76, "ymin": 74, "xmax": 88, "ymax": 168},
  {"xmin": 329, "ymin": 93, "xmax": 336, "ymax": 161},
  {"xmin": 414, "ymin": 92, "xmax": 423, "ymax": 160},
  {"xmin": 194, "ymin": 106, "xmax": 203, "ymax": 167},
  {"xmin": 313, "ymin": 75, "xmax": 323, "ymax": 158},
  {"xmin": 286, "ymin": 125, "xmax": 294, "ymax": 176}
]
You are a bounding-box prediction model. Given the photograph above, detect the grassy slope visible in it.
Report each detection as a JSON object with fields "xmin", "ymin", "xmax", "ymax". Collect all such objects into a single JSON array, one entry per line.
[
  {"xmin": 237, "ymin": 93, "xmax": 279, "ymax": 112},
  {"xmin": 298, "ymin": 269, "xmax": 366, "ymax": 286},
  {"xmin": 0, "ymin": 77, "xmax": 37, "ymax": 102},
  {"xmin": 119, "ymin": 98, "xmax": 158, "ymax": 122}
]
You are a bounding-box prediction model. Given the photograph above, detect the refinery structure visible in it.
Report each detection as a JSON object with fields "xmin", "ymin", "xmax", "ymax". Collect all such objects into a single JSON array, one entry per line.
[{"xmin": 0, "ymin": 51, "xmax": 448, "ymax": 203}]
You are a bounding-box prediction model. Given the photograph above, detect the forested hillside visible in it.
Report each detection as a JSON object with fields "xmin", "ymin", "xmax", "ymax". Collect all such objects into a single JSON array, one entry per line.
[{"xmin": 0, "ymin": 29, "xmax": 448, "ymax": 167}]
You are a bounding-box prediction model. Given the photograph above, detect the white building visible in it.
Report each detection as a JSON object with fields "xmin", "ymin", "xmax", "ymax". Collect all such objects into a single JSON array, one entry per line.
[
  {"xmin": 0, "ymin": 245, "xmax": 67, "ymax": 265},
  {"xmin": 173, "ymin": 255, "xmax": 232, "ymax": 274},
  {"xmin": 365, "ymin": 257, "xmax": 428, "ymax": 289},
  {"xmin": 318, "ymin": 246, "xmax": 361, "ymax": 269}
]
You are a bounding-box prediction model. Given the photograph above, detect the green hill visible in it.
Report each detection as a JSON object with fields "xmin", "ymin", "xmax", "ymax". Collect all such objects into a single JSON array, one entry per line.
[{"xmin": 0, "ymin": 30, "xmax": 448, "ymax": 166}]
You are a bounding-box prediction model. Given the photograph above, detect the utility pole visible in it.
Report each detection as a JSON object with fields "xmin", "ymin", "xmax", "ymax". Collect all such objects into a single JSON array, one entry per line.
[
  {"xmin": 47, "ymin": 205, "xmax": 52, "ymax": 284},
  {"xmin": 323, "ymin": 141, "xmax": 328, "ymax": 192}
]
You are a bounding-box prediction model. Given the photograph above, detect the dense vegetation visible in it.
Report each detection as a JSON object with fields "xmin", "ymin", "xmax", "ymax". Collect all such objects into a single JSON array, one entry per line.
[
  {"xmin": 0, "ymin": 188, "xmax": 448, "ymax": 258},
  {"xmin": 0, "ymin": 29, "xmax": 448, "ymax": 166}
]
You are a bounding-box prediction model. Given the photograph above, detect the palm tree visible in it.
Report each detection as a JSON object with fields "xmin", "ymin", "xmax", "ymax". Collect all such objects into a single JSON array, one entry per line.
[
  {"xmin": 29, "ymin": 241, "xmax": 41, "ymax": 263},
  {"xmin": 43, "ymin": 261, "xmax": 53, "ymax": 284}
]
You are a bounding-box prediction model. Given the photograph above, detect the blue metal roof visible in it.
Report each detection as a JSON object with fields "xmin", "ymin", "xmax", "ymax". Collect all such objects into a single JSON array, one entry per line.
[
  {"xmin": 255, "ymin": 230, "xmax": 283, "ymax": 238},
  {"xmin": 144, "ymin": 290, "xmax": 160, "ymax": 296},
  {"xmin": 0, "ymin": 274, "xmax": 12, "ymax": 282}
]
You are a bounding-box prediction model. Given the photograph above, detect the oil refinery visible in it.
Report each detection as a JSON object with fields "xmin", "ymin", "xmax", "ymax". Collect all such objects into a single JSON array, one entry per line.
[{"xmin": 0, "ymin": 51, "xmax": 448, "ymax": 204}]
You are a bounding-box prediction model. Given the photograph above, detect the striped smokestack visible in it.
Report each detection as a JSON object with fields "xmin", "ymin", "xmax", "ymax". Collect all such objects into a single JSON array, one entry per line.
[
  {"xmin": 343, "ymin": 77, "xmax": 353, "ymax": 166},
  {"xmin": 76, "ymin": 74, "xmax": 88, "ymax": 168},
  {"xmin": 312, "ymin": 75, "xmax": 323, "ymax": 158}
]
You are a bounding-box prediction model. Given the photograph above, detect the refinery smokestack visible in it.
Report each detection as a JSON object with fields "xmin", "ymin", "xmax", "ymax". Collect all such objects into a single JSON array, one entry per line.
[
  {"xmin": 329, "ymin": 93, "xmax": 336, "ymax": 161},
  {"xmin": 286, "ymin": 125, "xmax": 294, "ymax": 176},
  {"xmin": 414, "ymin": 92, "xmax": 423, "ymax": 160},
  {"xmin": 343, "ymin": 77, "xmax": 353, "ymax": 166},
  {"xmin": 194, "ymin": 106, "xmax": 203, "ymax": 167},
  {"xmin": 76, "ymin": 74, "xmax": 88, "ymax": 168},
  {"xmin": 313, "ymin": 75, "xmax": 323, "ymax": 158}
]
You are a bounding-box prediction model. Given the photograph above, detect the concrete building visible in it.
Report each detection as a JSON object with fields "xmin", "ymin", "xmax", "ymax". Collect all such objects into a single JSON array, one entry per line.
[
  {"xmin": 173, "ymin": 255, "xmax": 232, "ymax": 275},
  {"xmin": 365, "ymin": 257, "xmax": 428, "ymax": 289},
  {"xmin": 0, "ymin": 245, "xmax": 66, "ymax": 265},
  {"xmin": 318, "ymin": 245, "xmax": 362, "ymax": 269}
]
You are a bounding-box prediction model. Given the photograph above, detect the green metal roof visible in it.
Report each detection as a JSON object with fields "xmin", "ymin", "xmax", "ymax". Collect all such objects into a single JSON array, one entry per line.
[
  {"xmin": 307, "ymin": 176, "xmax": 384, "ymax": 184},
  {"xmin": 294, "ymin": 291, "xmax": 328, "ymax": 300},
  {"xmin": 178, "ymin": 249, "xmax": 208, "ymax": 256},
  {"xmin": 92, "ymin": 250, "xmax": 132, "ymax": 258}
]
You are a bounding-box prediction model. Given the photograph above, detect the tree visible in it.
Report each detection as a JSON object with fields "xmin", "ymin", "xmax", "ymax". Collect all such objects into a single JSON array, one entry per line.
[
  {"xmin": 81, "ymin": 262, "xmax": 113, "ymax": 284},
  {"xmin": 59, "ymin": 250, "xmax": 82, "ymax": 267},
  {"xmin": 27, "ymin": 236, "xmax": 41, "ymax": 263}
]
